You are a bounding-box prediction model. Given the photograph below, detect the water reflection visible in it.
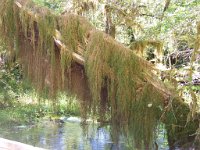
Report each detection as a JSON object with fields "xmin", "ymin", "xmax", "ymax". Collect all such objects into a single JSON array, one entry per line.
[{"xmin": 0, "ymin": 120, "xmax": 170, "ymax": 150}]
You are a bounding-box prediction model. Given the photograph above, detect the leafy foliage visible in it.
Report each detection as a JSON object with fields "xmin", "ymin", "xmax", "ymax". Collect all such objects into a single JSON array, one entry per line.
[{"xmin": 0, "ymin": 63, "xmax": 22, "ymax": 107}]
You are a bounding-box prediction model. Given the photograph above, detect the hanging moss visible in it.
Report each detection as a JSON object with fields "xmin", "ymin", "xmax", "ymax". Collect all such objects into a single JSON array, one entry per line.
[
  {"xmin": 130, "ymin": 40, "xmax": 148, "ymax": 56},
  {"xmin": 193, "ymin": 23, "xmax": 200, "ymax": 60},
  {"xmin": 85, "ymin": 30, "xmax": 167, "ymax": 148},
  {"xmin": 120, "ymin": 83, "xmax": 164, "ymax": 149},
  {"xmin": 0, "ymin": 0, "xmax": 199, "ymax": 148},
  {"xmin": 0, "ymin": 0, "xmax": 84, "ymax": 97},
  {"xmin": 58, "ymin": 14, "xmax": 92, "ymax": 52},
  {"xmin": 0, "ymin": 0, "xmax": 16, "ymax": 57},
  {"xmin": 130, "ymin": 40, "xmax": 163, "ymax": 61}
]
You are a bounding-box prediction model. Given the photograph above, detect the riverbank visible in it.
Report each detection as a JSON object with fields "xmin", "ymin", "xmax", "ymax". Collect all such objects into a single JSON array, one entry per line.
[{"xmin": 0, "ymin": 92, "xmax": 81, "ymax": 127}]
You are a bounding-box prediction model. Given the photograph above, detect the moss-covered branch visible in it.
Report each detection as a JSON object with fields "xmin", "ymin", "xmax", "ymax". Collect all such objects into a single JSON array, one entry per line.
[{"xmin": 0, "ymin": 0, "xmax": 199, "ymax": 148}]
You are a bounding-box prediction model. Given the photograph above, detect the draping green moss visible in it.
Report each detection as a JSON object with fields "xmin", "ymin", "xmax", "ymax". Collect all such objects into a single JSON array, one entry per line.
[{"xmin": 0, "ymin": 0, "xmax": 198, "ymax": 148}]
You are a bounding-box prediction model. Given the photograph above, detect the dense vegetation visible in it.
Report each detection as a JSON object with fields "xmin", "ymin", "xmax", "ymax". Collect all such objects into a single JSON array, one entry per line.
[{"xmin": 0, "ymin": 0, "xmax": 199, "ymax": 149}]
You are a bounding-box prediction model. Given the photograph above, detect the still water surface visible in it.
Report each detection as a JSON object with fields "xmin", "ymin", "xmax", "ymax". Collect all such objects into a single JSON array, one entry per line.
[{"xmin": 0, "ymin": 118, "xmax": 169, "ymax": 150}]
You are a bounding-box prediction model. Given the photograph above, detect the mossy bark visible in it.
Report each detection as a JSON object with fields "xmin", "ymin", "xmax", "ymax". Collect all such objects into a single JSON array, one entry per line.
[{"xmin": 163, "ymin": 97, "xmax": 199, "ymax": 148}]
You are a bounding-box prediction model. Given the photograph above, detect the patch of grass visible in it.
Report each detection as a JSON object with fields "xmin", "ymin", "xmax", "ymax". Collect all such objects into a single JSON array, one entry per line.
[
  {"xmin": 0, "ymin": 92, "xmax": 81, "ymax": 126},
  {"xmin": 0, "ymin": 61, "xmax": 80, "ymax": 125},
  {"xmin": 0, "ymin": 104, "xmax": 48, "ymax": 126},
  {"xmin": 55, "ymin": 92, "xmax": 80, "ymax": 116}
]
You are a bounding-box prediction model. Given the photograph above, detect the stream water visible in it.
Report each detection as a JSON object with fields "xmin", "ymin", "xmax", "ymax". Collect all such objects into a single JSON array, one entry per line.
[
  {"xmin": 0, "ymin": 117, "xmax": 198, "ymax": 149},
  {"xmin": 0, "ymin": 118, "xmax": 170, "ymax": 150}
]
